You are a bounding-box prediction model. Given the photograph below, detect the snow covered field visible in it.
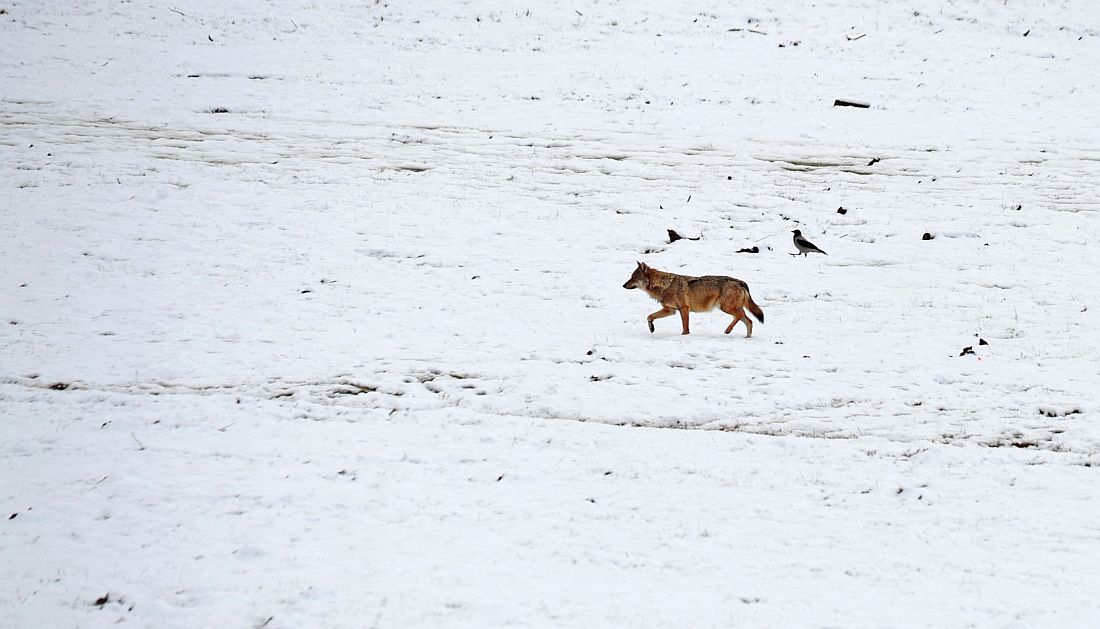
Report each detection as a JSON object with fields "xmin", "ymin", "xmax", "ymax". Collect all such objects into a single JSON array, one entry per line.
[{"xmin": 3, "ymin": 0, "xmax": 1100, "ymax": 626}]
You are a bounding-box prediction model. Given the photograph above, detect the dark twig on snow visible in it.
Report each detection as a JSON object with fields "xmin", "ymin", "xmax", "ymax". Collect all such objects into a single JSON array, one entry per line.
[
  {"xmin": 169, "ymin": 7, "xmax": 186, "ymax": 16},
  {"xmin": 834, "ymin": 99, "xmax": 870, "ymax": 108},
  {"xmin": 728, "ymin": 28, "xmax": 768, "ymax": 35}
]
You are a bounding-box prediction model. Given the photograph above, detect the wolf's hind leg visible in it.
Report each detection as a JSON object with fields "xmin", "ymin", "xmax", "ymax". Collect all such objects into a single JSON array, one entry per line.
[{"xmin": 721, "ymin": 306, "xmax": 752, "ymax": 337}]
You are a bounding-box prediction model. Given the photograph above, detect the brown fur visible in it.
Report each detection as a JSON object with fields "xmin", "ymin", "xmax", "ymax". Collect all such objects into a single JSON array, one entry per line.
[{"xmin": 622, "ymin": 262, "xmax": 764, "ymax": 336}]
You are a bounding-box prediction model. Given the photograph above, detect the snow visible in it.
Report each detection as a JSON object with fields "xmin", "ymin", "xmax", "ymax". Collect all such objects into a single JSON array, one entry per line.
[{"xmin": 2, "ymin": 0, "xmax": 1100, "ymax": 626}]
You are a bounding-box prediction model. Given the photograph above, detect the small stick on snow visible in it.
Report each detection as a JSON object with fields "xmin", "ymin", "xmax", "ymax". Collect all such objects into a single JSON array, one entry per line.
[
  {"xmin": 130, "ymin": 433, "xmax": 146, "ymax": 451},
  {"xmin": 169, "ymin": 7, "xmax": 186, "ymax": 16}
]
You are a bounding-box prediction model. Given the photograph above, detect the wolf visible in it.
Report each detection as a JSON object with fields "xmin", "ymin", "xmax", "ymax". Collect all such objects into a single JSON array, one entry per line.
[{"xmin": 622, "ymin": 262, "xmax": 764, "ymax": 336}]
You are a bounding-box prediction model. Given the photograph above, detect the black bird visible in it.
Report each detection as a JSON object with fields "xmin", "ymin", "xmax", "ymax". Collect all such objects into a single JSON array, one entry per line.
[{"xmin": 791, "ymin": 230, "xmax": 827, "ymax": 256}]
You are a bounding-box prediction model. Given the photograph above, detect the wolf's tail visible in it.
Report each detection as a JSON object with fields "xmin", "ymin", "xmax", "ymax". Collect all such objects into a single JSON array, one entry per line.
[{"xmin": 746, "ymin": 294, "xmax": 764, "ymax": 323}]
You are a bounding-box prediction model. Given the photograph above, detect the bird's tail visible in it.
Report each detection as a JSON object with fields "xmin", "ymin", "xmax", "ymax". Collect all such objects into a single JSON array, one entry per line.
[{"xmin": 746, "ymin": 294, "xmax": 764, "ymax": 323}]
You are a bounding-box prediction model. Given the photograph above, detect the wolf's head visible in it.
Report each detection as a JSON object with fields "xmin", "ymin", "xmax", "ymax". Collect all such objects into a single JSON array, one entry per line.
[{"xmin": 623, "ymin": 261, "xmax": 649, "ymax": 290}]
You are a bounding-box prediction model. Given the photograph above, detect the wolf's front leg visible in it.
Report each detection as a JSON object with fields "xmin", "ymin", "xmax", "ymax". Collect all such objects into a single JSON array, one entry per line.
[
  {"xmin": 647, "ymin": 306, "xmax": 676, "ymax": 333},
  {"xmin": 679, "ymin": 308, "xmax": 690, "ymax": 335}
]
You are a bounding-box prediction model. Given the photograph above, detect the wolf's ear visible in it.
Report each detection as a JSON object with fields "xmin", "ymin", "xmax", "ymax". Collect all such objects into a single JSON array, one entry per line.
[{"xmin": 637, "ymin": 261, "xmax": 646, "ymax": 269}]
